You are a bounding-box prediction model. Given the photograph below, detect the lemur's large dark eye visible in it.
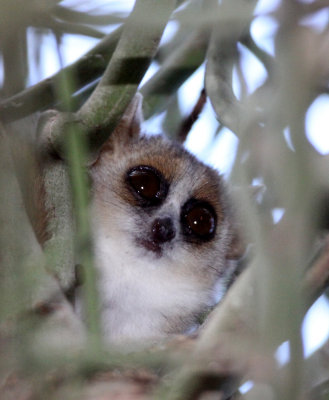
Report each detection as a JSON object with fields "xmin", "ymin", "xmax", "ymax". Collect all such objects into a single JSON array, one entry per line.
[
  {"xmin": 181, "ymin": 199, "xmax": 217, "ymax": 241},
  {"xmin": 126, "ymin": 166, "xmax": 168, "ymax": 206}
]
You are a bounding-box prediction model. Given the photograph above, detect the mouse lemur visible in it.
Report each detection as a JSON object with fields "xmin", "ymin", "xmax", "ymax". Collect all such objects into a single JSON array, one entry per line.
[{"xmin": 89, "ymin": 94, "xmax": 242, "ymax": 343}]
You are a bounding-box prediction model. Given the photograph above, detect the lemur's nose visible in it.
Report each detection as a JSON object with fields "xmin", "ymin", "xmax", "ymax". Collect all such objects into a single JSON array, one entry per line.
[{"xmin": 151, "ymin": 217, "xmax": 176, "ymax": 244}]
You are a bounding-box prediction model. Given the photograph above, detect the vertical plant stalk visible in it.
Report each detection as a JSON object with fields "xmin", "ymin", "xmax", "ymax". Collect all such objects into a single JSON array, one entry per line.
[
  {"xmin": 229, "ymin": 3, "xmax": 320, "ymax": 398},
  {"xmin": 56, "ymin": 66, "xmax": 102, "ymax": 349},
  {"xmin": 65, "ymin": 124, "xmax": 102, "ymax": 350}
]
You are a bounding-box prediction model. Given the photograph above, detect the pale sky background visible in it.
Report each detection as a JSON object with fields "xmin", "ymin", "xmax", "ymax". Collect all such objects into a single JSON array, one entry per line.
[{"xmin": 25, "ymin": 0, "xmax": 329, "ymax": 359}]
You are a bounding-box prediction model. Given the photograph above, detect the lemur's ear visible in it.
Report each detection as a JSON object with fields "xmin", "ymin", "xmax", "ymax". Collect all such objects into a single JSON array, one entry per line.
[
  {"xmin": 92, "ymin": 93, "xmax": 144, "ymax": 164},
  {"xmin": 113, "ymin": 92, "xmax": 143, "ymax": 143}
]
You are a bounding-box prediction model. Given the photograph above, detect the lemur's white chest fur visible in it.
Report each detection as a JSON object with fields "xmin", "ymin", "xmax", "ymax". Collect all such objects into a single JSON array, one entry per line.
[
  {"xmin": 93, "ymin": 224, "xmax": 215, "ymax": 342},
  {"xmin": 89, "ymin": 94, "xmax": 241, "ymax": 344}
]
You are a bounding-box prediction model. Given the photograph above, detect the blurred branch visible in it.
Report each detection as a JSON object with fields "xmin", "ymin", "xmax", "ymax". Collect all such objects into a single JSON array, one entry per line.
[
  {"xmin": 54, "ymin": 5, "xmax": 124, "ymax": 26},
  {"xmin": 176, "ymin": 88, "xmax": 207, "ymax": 143},
  {"xmin": 65, "ymin": 122, "xmax": 102, "ymax": 350},
  {"xmin": 71, "ymin": 25, "xmax": 209, "ymax": 119},
  {"xmin": 38, "ymin": 66, "xmax": 102, "ymax": 348},
  {"xmin": 240, "ymin": 31, "xmax": 274, "ymax": 74},
  {"xmin": 306, "ymin": 337, "xmax": 329, "ymax": 399},
  {"xmin": 0, "ymin": 21, "xmax": 28, "ymax": 97},
  {"xmin": 0, "ymin": 125, "xmax": 55, "ymax": 317},
  {"xmin": 206, "ymin": 29, "xmax": 240, "ymax": 133},
  {"xmin": 0, "ymin": 123, "xmax": 84, "ymax": 354},
  {"xmin": 0, "ymin": 1, "xmax": 213, "ymax": 125},
  {"xmin": 156, "ymin": 0, "xmax": 211, "ymax": 62},
  {"xmin": 26, "ymin": 341, "xmax": 181, "ymax": 378},
  {"xmin": 49, "ymin": 19, "xmax": 105, "ymax": 39},
  {"xmin": 303, "ymin": 234, "xmax": 329, "ymax": 308},
  {"xmin": 205, "ymin": 0, "xmax": 258, "ymax": 135},
  {"xmin": 37, "ymin": 113, "xmax": 77, "ymax": 290},
  {"xmin": 0, "ymin": 4, "xmax": 210, "ymax": 124},
  {"xmin": 141, "ymin": 29, "xmax": 209, "ymax": 119},
  {"xmin": 174, "ymin": 0, "xmax": 255, "ymax": 30},
  {"xmin": 44, "ymin": 0, "xmax": 177, "ymax": 158},
  {"xmin": 0, "ymin": 26, "xmax": 123, "ymax": 123},
  {"xmin": 297, "ymin": 0, "xmax": 329, "ymax": 15},
  {"xmin": 230, "ymin": 2, "xmax": 327, "ymax": 399}
]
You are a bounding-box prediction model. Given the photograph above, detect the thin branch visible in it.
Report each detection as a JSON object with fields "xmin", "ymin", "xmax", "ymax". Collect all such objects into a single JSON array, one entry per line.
[
  {"xmin": 1, "ymin": 27, "xmax": 28, "ymax": 97},
  {"xmin": 72, "ymin": 28, "xmax": 210, "ymax": 123},
  {"xmin": 205, "ymin": 26, "xmax": 241, "ymax": 134},
  {"xmin": 240, "ymin": 30, "xmax": 274, "ymax": 75},
  {"xmin": 205, "ymin": 0, "xmax": 258, "ymax": 135},
  {"xmin": 45, "ymin": 0, "xmax": 177, "ymax": 157},
  {"xmin": 0, "ymin": 26, "xmax": 123, "ymax": 123},
  {"xmin": 74, "ymin": 28, "xmax": 210, "ymax": 121},
  {"xmin": 301, "ymin": 334, "xmax": 329, "ymax": 398},
  {"xmin": 176, "ymin": 88, "xmax": 207, "ymax": 143},
  {"xmin": 54, "ymin": 5, "xmax": 124, "ymax": 26},
  {"xmin": 0, "ymin": 2, "xmax": 210, "ymax": 124},
  {"xmin": 48, "ymin": 19, "xmax": 105, "ymax": 39},
  {"xmin": 303, "ymin": 235, "xmax": 329, "ymax": 308},
  {"xmin": 37, "ymin": 59, "xmax": 102, "ymax": 348},
  {"xmin": 141, "ymin": 29, "xmax": 209, "ymax": 119},
  {"xmin": 294, "ymin": 0, "xmax": 329, "ymax": 16},
  {"xmin": 65, "ymin": 122, "xmax": 102, "ymax": 350}
]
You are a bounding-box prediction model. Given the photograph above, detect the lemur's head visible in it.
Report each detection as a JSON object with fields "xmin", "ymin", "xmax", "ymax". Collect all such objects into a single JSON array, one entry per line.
[{"xmin": 90, "ymin": 94, "xmax": 242, "ymax": 287}]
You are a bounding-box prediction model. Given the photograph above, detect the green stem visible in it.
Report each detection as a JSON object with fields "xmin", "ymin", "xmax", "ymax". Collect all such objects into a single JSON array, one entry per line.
[
  {"xmin": 76, "ymin": 0, "xmax": 177, "ymax": 153},
  {"xmin": 0, "ymin": 26, "xmax": 123, "ymax": 122},
  {"xmin": 58, "ymin": 67, "xmax": 102, "ymax": 349},
  {"xmin": 65, "ymin": 125, "xmax": 102, "ymax": 350},
  {"xmin": 141, "ymin": 29, "xmax": 209, "ymax": 119}
]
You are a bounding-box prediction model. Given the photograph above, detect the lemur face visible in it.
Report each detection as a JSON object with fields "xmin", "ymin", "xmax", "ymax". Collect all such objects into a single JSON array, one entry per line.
[
  {"xmin": 91, "ymin": 132, "xmax": 235, "ymax": 293},
  {"xmin": 125, "ymin": 164, "xmax": 217, "ymax": 257}
]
